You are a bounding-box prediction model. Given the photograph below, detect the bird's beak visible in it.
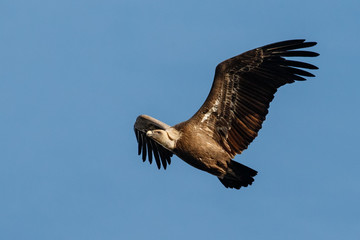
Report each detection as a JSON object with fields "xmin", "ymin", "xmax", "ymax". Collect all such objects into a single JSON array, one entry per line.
[{"xmin": 146, "ymin": 130, "xmax": 153, "ymax": 137}]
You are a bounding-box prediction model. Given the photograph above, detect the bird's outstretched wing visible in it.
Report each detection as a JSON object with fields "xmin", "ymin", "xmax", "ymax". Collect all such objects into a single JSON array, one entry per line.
[
  {"xmin": 134, "ymin": 115, "xmax": 173, "ymax": 169},
  {"xmin": 189, "ymin": 39, "xmax": 319, "ymax": 157}
]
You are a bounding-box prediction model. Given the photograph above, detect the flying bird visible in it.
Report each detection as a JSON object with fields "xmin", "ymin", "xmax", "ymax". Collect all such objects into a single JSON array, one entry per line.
[{"xmin": 134, "ymin": 39, "xmax": 318, "ymax": 189}]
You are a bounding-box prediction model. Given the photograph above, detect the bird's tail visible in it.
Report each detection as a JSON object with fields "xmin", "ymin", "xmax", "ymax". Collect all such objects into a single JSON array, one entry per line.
[{"xmin": 218, "ymin": 160, "xmax": 257, "ymax": 189}]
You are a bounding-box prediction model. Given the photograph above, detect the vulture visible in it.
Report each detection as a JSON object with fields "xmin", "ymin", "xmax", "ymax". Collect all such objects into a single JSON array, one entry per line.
[{"xmin": 134, "ymin": 39, "xmax": 318, "ymax": 189}]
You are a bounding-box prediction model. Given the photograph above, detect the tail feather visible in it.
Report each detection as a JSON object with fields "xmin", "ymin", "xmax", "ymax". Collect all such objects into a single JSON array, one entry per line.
[{"xmin": 218, "ymin": 160, "xmax": 257, "ymax": 189}]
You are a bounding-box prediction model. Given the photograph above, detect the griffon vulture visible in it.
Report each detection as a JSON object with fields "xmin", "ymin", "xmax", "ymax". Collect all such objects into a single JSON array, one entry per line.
[{"xmin": 134, "ymin": 39, "xmax": 318, "ymax": 189}]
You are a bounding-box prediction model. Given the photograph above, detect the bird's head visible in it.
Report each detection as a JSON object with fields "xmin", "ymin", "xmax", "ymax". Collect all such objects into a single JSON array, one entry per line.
[{"xmin": 146, "ymin": 128, "xmax": 179, "ymax": 151}]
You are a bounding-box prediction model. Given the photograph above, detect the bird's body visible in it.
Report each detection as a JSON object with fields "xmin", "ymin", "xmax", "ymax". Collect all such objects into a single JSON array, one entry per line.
[
  {"xmin": 171, "ymin": 121, "xmax": 231, "ymax": 176},
  {"xmin": 134, "ymin": 39, "xmax": 319, "ymax": 189}
]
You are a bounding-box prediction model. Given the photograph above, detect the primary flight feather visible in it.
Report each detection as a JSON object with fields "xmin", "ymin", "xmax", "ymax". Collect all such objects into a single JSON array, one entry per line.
[{"xmin": 134, "ymin": 39, "xmax": 319, "ymax": 189}]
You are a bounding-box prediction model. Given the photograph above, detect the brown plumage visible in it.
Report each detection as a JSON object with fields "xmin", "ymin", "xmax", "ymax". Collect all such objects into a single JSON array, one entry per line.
[{"xmin": 134, "ymin": 39, "xmax": 319, "ymax": 189}]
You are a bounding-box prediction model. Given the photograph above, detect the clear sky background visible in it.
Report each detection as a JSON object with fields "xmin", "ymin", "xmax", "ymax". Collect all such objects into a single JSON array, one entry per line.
[{"xmin": 1, "ymin": 0, "xmax": 359, "ymax": 239}]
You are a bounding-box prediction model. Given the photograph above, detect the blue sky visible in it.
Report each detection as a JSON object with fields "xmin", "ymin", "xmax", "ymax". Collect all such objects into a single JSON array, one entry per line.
[{"xmin": 1, "ymin": 0, "xmax": 359, "ymax": 239}]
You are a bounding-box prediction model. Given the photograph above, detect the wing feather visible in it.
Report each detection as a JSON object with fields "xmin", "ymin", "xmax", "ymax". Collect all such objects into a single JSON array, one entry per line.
[
  {"xmin": 134, "ymin": 115, "xmax": 173, "ymax": 169},
  {"xmin": 189, "ymin": 40, "xmax": 318, "ymax": 157}
]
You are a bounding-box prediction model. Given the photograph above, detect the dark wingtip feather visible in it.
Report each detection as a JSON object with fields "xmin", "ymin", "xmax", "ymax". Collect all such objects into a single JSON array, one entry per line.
[
  {"xmin": 262, "ymin": 39, "xmax": 305, "ymax": 50},
  {"xmin": 283, "ymin": 60, "xmax": 318, "ymax": 70},
  {"xmin": 158, "ymin": 149, "xmax": 167, "ymax": 170},
  {"xmin": 292, "ymin": 74, "xmax": 307, "ymax": 81},
  {"xmin": 147, "ymin": 140, "xmax": 153, "ymax": 164},
  {"xmin": 288, "ymin": 67, "xmax": 315, "ymax": 77},
  {"xmin": 151, "ymin": 140, "xmax": 161, "ymax": 167},
  {"xmin": 135, "ymin": 129, "xmax": 142, "ymax": 156},
  {"xmin": 274, "ymin": 50, "xmax": 319, "ymax": 57},
  {"xmin": 162, "ymin": 159, "xmax": 167, "ymax": 170},
  {"xmin": 166, "ymin": 155, "xmax": 171, "ymax": 165},
  {"xmin": 141, "ymin": 134, "xmax": 147, "ymax": 162},
  {"xmin": 155, "ymin": 157, "xmax": 161, "ymax": 169},
  {"xmin": 304, "ymin": 41, "xmax": 317, "ymax": 48},
  {"xmin": 263, "ymin": 39, "xmax": 317, "ymax": 52}
]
